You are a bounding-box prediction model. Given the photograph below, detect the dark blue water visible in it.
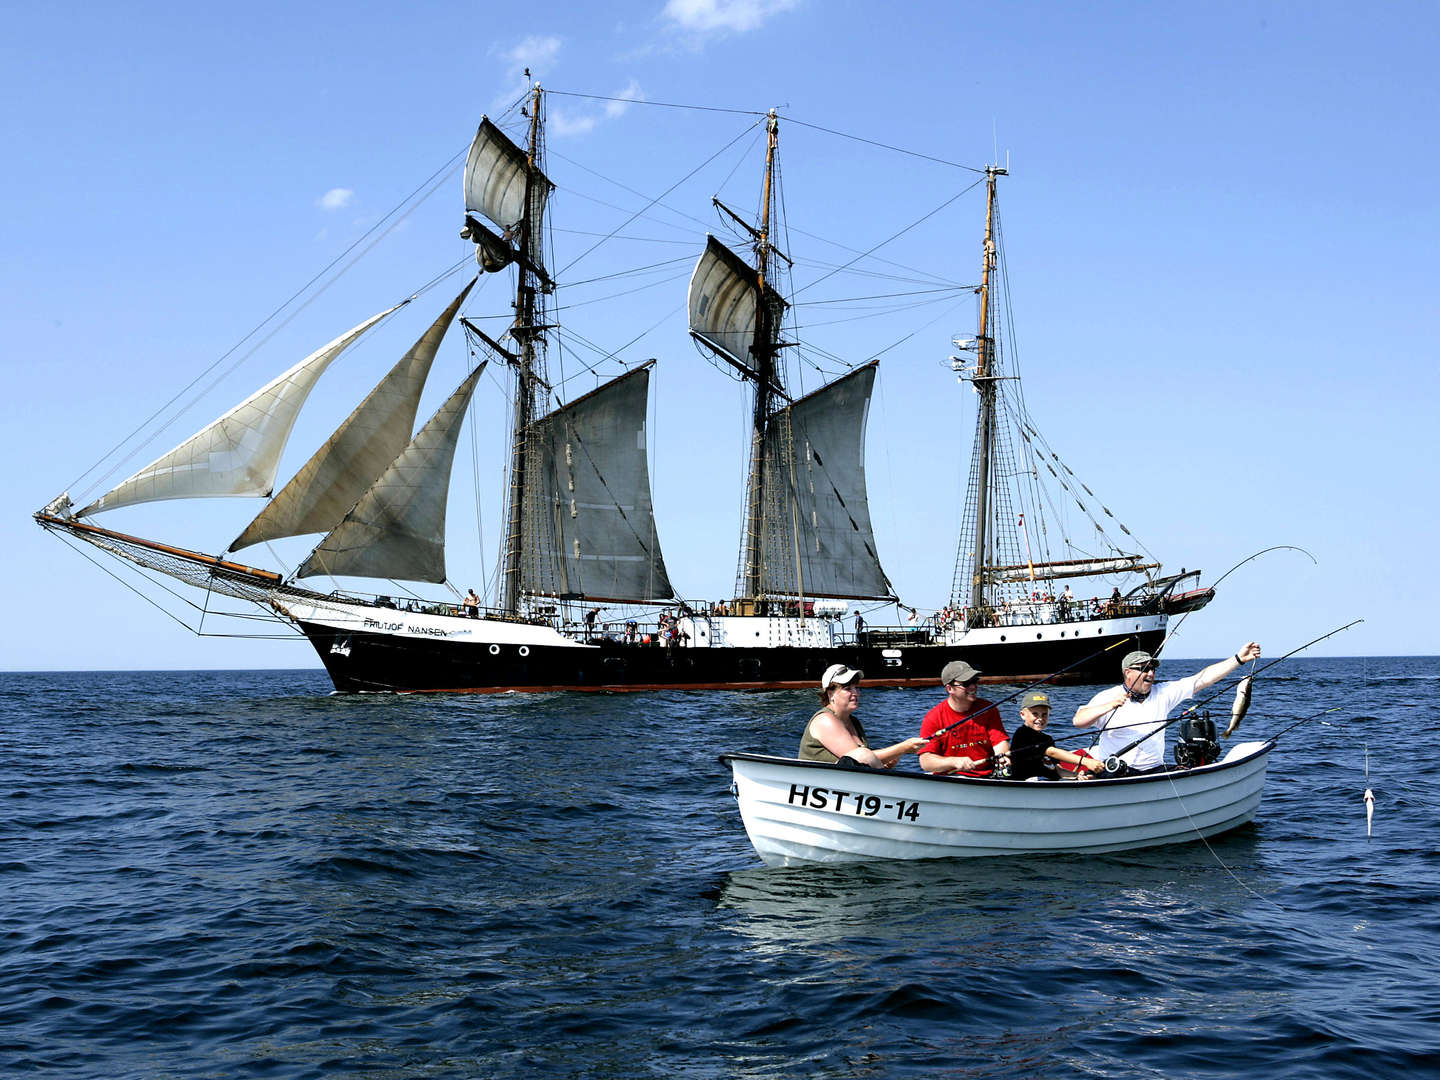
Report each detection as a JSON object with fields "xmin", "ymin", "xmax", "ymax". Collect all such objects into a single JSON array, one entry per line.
[{"xmin": 2, "ymin": 656, "xmax": 1436, "ymax": 1078}]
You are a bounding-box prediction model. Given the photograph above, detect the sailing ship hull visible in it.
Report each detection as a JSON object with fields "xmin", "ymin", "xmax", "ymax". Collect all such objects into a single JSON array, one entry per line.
[
  {"xmin": 720, "ymin": 742, "xmax": 1272, "ymax": 865},
  {"xmin": 289, "ymin": 598, "xmax": 1166, "ymax": 692}
]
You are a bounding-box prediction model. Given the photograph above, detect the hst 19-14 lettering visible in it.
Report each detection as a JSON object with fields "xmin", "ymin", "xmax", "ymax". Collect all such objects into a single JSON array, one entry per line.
[{"xmin": 787, "ymin": 783, "xmax": 920, "ymax": 822}]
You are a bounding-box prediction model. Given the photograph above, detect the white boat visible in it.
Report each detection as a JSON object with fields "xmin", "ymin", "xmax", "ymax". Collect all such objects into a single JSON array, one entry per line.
[{"xmin": 720, "ymin": 740, "xmax": 1272, "ymax": 865}]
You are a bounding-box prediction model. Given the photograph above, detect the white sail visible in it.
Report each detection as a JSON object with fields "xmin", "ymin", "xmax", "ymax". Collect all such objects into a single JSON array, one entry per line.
[
  {"xmin": 686, "ymin": 235, "xmax": 787, "ymax": 369},
  {"xmin": 759, "ymin": 363, "xmax": 892, "ymax": 600},
  {"xmin": 463, "ymin": 117, "xmax": 552, "ymax": 241},
  {"xmin": 230, "ymin": 283, "xmax": 474, "ymax": 552},
  {"xmin": 523, "ymin": 365, "xmax": 673, "ymax": 603},
  {"xmin": 296, "ymin": 363, "xmax": 485, "ymax": 583},
  {"xmin": 79, "ymin": 305, "xmax": 402, "ymax": 517}
]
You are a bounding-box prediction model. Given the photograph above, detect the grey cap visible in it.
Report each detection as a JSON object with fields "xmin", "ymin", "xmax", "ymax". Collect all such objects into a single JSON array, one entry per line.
[
  {"xmin": 941, "ymin": 659, "xmax": 981, "ymax": 685},
  {"xmin": 1019, "ymin": 690, "xmax": 1052, "ymax": 710},
  {"xmin": 1122, "ymin": 650, "xmax": 1157, "ymax": 670}
]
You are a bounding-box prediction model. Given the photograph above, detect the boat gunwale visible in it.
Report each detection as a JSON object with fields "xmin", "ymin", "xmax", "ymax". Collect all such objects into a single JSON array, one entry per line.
[{"xmin": 719, "ymin": 741, "xmax": 1272, "ymax": 790}]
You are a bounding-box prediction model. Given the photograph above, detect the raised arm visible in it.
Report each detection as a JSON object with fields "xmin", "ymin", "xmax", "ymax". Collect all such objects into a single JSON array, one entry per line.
[{"xmin": 1194, "ymin": 642, "xmax": 1261, "ymax": 692}]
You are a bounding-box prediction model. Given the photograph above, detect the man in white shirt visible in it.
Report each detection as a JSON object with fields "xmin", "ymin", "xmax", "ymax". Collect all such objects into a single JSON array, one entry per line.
[{"xmin": 1073, "ymin": 643, "xmax": 1261, "ymax": 773}]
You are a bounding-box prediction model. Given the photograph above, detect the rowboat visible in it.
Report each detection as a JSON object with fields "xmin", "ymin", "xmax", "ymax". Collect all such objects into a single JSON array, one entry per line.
[{"xmin": 720, "ymin": 740, "xmax": 1272, "ymax": 866}]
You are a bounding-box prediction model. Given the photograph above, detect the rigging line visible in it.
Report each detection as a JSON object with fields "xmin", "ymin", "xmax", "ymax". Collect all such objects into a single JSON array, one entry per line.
[
  {"xmin": 791, "ymin": 179, "xmax": 985, "ymax": 299},
  {"xmin": 544, "ymin": 89, "xmax": 766, "ymax": 117},
  {"xmin": 556, "ymin": 119, "xmax": 766, "ymax": 278},
  {"xmin": 860, "ymin": 297, "xmax": 973, "ymax": 365},
  {"xmin": 797, "ymin": 286, "xmax": 969, "ymax": 306},
  {"xmin": 66, "ymin": 149, "xmax": 470, "ymax": 500},
  {"xmin": 787, "ymin": 236, "xmax": 968, "ymax": 289},
  {"xmin": 563, "ymin": 255, "xmax": 695, "ymax": 287},
  {"xmin": 53, "ymin": 530, "xmax": 303, "ymax": 639},
  {"xmin": 549, "ymin": 270, "xmax": 691, "ymax": 314},
  {"xmin": 782, "ymin": 114, "xmax": 986, "ymax": 173}
]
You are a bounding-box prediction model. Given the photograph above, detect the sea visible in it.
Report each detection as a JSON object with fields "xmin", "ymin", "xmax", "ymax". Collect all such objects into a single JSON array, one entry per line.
[{"xmin": 2, "ymin": 655, "xmax": 1436, "ymax": 1079}]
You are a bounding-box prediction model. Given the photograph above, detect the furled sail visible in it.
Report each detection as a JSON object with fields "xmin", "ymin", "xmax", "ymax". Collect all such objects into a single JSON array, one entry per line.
[
  {"xmin": 522, "ymin": 364, "xmax": 673, "ymax": 603},
  {"xmin": 229, "ymin": 282, "xmax": 474, "ymax": 552},
  {"xmin": 296, "ymin": 362, "xmax": 486, "ymax": 583},
  {"xmin": 984, "ymin": 555, "xmax": 1158, "ymax": 584},
  {"xmin": 79, "ymin": 305, "xmax": 403, "ymax": 517},
  {"xmin": 758, "ymin": 362, "xmax": 893, "ymax": 600},
  {"xmin": 686, "ymin": 235, "xmax": 788, "ymax": 371},
  {"xmin": 463, "ymin": 117, "xmax": 552, "ymax": 245}
]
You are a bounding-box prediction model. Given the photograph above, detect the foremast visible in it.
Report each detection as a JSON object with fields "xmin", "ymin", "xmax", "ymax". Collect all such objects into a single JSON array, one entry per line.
[{"xmin": 501, "ymin": 84, "xmax": 549, "ymax": 615}]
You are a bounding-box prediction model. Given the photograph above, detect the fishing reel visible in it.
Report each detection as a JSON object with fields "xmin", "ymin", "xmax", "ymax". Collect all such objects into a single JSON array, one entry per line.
[{"xmin": 1174, "ymin": 711, "xmax": 1221, "ymax": 768}]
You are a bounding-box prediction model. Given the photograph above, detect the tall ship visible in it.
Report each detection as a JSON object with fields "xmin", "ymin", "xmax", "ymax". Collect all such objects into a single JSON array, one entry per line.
[{"xmin": 35, "ymin": 87, "xmax": 1211, "ymax": 692}]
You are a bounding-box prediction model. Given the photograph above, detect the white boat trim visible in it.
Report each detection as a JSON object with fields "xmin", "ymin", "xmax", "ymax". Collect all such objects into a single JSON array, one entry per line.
[{"xmin": 721, "ymin": 740, "xmax": 1272, "ymax": 866}]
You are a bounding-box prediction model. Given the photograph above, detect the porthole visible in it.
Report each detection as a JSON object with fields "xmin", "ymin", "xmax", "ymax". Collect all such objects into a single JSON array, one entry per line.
[
  {"xmin": 488, "ymin": 644, "xmax": 501, "ymax": 655},
  {"xmin": 518, "ymin": 646, "xmax": 530, "ymax": 657}
]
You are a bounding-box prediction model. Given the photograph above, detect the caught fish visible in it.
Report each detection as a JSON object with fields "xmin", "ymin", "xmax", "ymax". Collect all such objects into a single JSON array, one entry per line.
[
  {"xmin": 1223, "ymin": 674, "xmax": 1252, "ymax": 737},
  {"xmin": 1365, "ymin": 788, "xmax": 1375, "ymax": 838}
]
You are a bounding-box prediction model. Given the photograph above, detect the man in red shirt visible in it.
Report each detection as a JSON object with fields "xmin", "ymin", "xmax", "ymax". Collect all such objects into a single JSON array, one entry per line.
[{"xmin": 918, "ymin": 660, "xmax": 1011, "ymax": 777}]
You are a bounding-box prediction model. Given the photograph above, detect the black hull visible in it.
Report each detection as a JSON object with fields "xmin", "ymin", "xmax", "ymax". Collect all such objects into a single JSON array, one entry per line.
[{"xmin": 298, "ymin": 620, "xmax": 1163, "ymax": 693}]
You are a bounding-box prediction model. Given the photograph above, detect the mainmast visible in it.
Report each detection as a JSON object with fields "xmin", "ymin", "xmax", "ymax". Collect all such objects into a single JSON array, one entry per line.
[
  {"xmin": 739, "ymin": 109, "xmax": 782, "ymax": 601},
  {"xmin": 968, "ymin": 164, "xmax": 1006, "ymax": 615},
  {"xmin": 501, "ymin": 84, "xmax": 547, "ymax": 614}
]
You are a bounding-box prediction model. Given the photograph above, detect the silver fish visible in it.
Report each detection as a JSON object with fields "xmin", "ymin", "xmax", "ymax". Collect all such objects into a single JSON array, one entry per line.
[{"xmin": 1223, "ymin": 674, "xmax": 1252, "ymax": 737}]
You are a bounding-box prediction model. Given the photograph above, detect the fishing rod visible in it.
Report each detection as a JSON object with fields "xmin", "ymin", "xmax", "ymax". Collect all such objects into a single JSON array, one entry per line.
[
  {"xmin": 1263, "ymin": 706, "xmax": 1344, "ymax": 743},
  {"xmin": 1154, "ymin": 545, "xmax": 1317, "ymax": 658},
  {"xmin": 917, "ymin": 635, "xmax": 1134, "ymax": 752},
  {"xmin": 1094, "ymin": 619, "xmax": 1363, "ymax": 772}
]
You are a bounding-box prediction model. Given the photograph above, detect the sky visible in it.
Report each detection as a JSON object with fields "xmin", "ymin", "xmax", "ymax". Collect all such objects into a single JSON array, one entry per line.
[{"xmin": 2, "ymin": 0, "xmax": 1436, "ymax": 671}]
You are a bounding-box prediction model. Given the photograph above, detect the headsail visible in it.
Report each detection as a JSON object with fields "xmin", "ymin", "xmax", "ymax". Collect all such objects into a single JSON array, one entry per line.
[
  {"xmin": 79, "ymin": 304, "xmax": 403, "ymax": 517},
  {"xmin": 759, "ymin": 363, "xmax": 892, "ymax": 600},
  {"xmin": 229, "ymin": 283, "xmax": 474, "ymax": 552},
  {"xmin": 687, "ymin": 235, "xmax": 788, "ymax": 377},
  {"xmin": 522, "ymin": 365, "xmax": 673, "ymax": 603},
  {"xmin": 296, "ymin": 362, "xmax": 486, "ymax": 583}
]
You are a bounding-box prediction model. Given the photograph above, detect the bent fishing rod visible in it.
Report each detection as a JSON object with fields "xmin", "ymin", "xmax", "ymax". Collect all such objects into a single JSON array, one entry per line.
[
  {"xmin": 1153, "ymin": 545, "xmax": 1318, "ymax": 659},
  {"xmin": 917, "ymin": 635, "xmax": 1135, "ymax": 751},
  {"xmin": 1093, "ymin": 619, "xmax": 1363, "ymax": 768}
]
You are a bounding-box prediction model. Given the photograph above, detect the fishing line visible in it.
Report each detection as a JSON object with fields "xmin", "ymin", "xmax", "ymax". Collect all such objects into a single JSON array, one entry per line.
[{"xmin": 1156, "ymin": 545, "xmax": 1317, "ymax": 657}]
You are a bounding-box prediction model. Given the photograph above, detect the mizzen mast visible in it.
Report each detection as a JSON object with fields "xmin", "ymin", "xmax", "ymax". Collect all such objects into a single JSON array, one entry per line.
[
  {"xmin": 968, "ymin": 164, "xmax": 1006, "ymax": 615},
  {"xmin": 739, "ymin": 108, "xmax": 784, "ymax": 602}
]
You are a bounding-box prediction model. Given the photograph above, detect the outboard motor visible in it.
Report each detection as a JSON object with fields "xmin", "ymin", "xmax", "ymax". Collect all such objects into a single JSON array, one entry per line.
[{"xmin": 1174, "ymin": 711, "xmax": 1221, "ymax": 768}]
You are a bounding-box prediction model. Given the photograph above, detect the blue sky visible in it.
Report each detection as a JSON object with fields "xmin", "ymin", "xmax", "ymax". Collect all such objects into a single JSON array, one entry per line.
[{"xmin": 3, "ymin": 1, "xmax": 1435, "ymax": 670}]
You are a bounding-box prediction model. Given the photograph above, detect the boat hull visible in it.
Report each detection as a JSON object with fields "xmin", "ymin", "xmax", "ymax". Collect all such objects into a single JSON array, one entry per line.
[
  {"xmin": 289, "ymin": 599, "xmax": 1166, "ymax": 692},
  {"xmin": 720, "ymin": 742, "xmax": 1272, "ymax": 865}
]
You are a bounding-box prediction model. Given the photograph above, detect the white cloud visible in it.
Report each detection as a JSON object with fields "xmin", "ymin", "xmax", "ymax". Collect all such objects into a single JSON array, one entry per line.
[
  {"xmin": 662, "ymin": 0, "xmax": 800, "ymax": 33},
  {"xmin": 605, "ymin": 79, "xmax": 645, "ymax": 118},
  {"xmin": 549, "ymin": 79, "xmax": 646, "ymax": 138},
  {"xmin": 502, "ymin": 34, "xmax": 561, "ymax": 80},
  {"xmin": 317, "ymin": 188, "xmax": 354, "ymax": 211}
]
